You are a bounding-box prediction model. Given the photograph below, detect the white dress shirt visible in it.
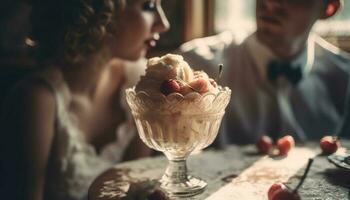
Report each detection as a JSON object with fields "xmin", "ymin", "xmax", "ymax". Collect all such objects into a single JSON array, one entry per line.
[{"xmin": 178, "ymin": 31, "xmax": 350, "ymax": 144}]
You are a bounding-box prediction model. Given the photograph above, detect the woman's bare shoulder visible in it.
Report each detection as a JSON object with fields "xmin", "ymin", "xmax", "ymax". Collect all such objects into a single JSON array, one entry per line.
[
  {"xmin": 0, "ymin": 74, "xmax": 57, "ymax": 157},
  {"xmin": 3, "ymin": 76, "xmax": 57, "ymax": 117}
]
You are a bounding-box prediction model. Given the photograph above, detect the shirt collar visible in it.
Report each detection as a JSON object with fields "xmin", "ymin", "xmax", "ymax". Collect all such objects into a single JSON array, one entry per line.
[{"xmin": 246, "ymin": 33, "xmax": 315, "ymax": 81}]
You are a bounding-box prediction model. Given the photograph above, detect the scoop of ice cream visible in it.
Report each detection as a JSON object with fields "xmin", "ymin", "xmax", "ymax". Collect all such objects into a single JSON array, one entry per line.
[
  {"xmin": 135, "ymin": 54, "xmax": 218, "ymax": 96},
  {"xmin": 135, "ymin": 54, "xmax": 193, "ymax": 94},
  {"xmin": 147, "ymin": 54, "xmax": 193, "ymax": 82}
]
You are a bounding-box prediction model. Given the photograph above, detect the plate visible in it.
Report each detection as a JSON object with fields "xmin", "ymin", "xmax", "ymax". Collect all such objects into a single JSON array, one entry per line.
[{"xmin": 328, "ymin": 153, "xmax": 350, "ymax": 170}]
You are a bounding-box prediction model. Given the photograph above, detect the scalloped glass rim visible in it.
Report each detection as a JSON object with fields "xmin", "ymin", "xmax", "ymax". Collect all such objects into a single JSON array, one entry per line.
[{"xmin": 125, "ymin": 86, "xmax": 231, "ymax": 101}]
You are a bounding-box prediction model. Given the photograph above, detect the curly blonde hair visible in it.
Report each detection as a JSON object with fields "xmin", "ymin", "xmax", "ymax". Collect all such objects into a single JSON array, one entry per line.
[{"xmin": 29, "ymin": 0, "xmax": 125, "ymax": 65}]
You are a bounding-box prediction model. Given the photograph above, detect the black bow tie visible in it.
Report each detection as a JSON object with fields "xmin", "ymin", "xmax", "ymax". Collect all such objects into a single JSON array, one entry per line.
[{"xmin": 267, "ymin": 61, "xmax": 302, "ymax": 85}]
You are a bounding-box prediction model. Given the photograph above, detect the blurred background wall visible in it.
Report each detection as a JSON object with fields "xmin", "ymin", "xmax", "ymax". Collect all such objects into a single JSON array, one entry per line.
[
  {"xmin": 1, "ymin": 0, "xmax": 350, "ymax": 101},
  {"xmin": 152, "ymin": 0, "xmax": 350, "ymax": 57}
]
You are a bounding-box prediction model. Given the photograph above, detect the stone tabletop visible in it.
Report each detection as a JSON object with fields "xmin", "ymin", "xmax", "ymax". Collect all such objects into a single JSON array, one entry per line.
[{"xmin": 88, "ymin": 142, "xmax": 350, "ymax": 200}]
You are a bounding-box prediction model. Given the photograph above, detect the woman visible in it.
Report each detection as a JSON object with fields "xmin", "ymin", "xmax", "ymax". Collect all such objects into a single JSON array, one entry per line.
[{"xmin": 0, "ymin": 0, "xmax": 169, "ymax": 199}]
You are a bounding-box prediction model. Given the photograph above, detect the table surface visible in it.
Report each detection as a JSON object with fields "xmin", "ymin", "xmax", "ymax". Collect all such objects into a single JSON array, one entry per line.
[{"xmin": 88, "ymin": 142, "xmax": 350, "ymax": 200}]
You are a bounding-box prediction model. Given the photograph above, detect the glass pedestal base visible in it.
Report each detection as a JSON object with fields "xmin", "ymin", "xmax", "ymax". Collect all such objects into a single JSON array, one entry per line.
[
  {"xmin": 160, "ymin": 175, "xmax": 207, "ymax": 197},
  {"xmin": 160, "ymin": 159, "xmax": 207, "ymax": 197}
]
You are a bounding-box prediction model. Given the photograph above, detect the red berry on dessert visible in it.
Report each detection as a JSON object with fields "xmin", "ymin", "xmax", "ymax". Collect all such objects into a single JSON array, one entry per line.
[
  {"xmin": 256, "ymin": 135, "xmax": 273, "ymax": 154},
  {"xmin": 320, "ymin": 136, "xmax": 340, "ymax": 154},
  {"xmin": 189, "ymin": 78, "xmax": 210, "ymax": 93},
  {"xmin": 160, "ymin": 79, "xmax": 181, "ymax": 95},
  {"xmin": 277, "ymin": 135, "xmax": 295, "ymax": 156}
]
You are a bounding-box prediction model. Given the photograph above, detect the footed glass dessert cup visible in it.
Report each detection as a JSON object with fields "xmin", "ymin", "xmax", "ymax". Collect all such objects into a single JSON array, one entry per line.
[{"xmin": 126, "ymin": 87, "xmax": 231, "ymax": 197}]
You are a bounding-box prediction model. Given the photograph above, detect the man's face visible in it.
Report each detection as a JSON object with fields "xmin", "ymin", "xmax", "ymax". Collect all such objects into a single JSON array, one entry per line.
[{"xmin": 256, "ymin": 0, "xmax": 325, "ymax": 55}]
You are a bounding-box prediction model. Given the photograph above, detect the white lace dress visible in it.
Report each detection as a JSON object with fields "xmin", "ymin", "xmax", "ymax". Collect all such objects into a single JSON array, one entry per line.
[{"xmin": 34, "ymin": 60, "xmax": 146, "ymax": 200}]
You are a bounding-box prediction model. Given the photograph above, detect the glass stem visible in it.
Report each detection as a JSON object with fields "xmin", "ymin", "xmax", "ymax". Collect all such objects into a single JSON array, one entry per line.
[{"xmin": 162, "ymin": 159, "xmax": 188, "ymax": 184}]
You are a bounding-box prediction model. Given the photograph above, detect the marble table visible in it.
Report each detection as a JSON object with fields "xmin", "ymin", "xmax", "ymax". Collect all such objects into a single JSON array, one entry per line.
[{"xmin": 88, "ymin": 142, "xmax": 350, "ymax": 200}]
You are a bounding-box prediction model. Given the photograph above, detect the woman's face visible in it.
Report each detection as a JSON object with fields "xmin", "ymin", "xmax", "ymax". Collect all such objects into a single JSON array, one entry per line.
[{"xmin": 106, "ymin": 0, "xmax": 170, "ymax": 61}]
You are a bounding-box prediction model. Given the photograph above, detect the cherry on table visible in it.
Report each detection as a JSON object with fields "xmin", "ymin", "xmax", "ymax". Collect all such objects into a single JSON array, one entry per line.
[
  {"xmin": 147, "ymin": 189, "xmax": 169, "ymax": 200},
  {"xmin": 277, "ymin": 135, "xmax": 295, "ymax": 156},
  {"xmin": 268, "ymin": 158, "xmax": 314, "ymax": 200},
  {"xmin": 256, "ymin": 135, "xmax": 273, "ymax": 154},
  {"xmin": 160, "ymin": 79, "xmax": 181, "ymax": 95},
  {"xmin": 270, "ymin": 187, "xmax": 301, "ymax": 200},
  {"xmin": 320, "ymin": 136, "xmax": 340, "ymax": 155},
  {"xmin": 268, "ymin": 183, "xmax": 286, "ymax": 200}
]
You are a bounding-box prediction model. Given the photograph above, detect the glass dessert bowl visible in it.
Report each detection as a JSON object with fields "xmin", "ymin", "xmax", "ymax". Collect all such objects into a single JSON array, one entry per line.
[{"xmin": 126, "ymin": 87, "xmax": 231, "ymax": 197}]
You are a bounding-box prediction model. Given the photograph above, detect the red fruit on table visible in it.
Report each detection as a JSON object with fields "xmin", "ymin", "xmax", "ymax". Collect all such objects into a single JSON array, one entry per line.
[
  {"xmin": 160, "ymin": 79, "xmax": 181, "ymax": 95},
  {"xmin": 277, "ymin": 135, "xmax": 295, "ymax": 156},
  {"xmin": 147, "ymin": 189, "xmax": 169, "ymax": 200},
  {"xmin": 268, "ymin": 183, "xmax": 286, "ymax": 200},
  {"xmin": 320, "ymin": 136, "xmax": 340, "ymax": 154},
  {"xmin": 270, "ymin": 188, "xmax": 301, "ymax": 200},
  {"xmin": 268, "ymin": 159, "xmax": 313, "ymax": 200},
  {"xmin": 256, "ymin": 135, "xmax": 273, "ymax": 154}
]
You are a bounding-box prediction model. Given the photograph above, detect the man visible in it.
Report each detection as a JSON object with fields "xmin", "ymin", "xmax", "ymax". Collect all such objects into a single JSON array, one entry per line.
[{"xmin": 178, "ymin": 0, "xmax": 350, "ymax": 144}]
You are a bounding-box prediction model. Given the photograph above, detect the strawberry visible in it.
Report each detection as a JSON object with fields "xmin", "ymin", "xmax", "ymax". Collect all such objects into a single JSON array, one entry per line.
[{"xmin": 160, "ymin": 79, "xmax": 181, "ymax": 95}]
